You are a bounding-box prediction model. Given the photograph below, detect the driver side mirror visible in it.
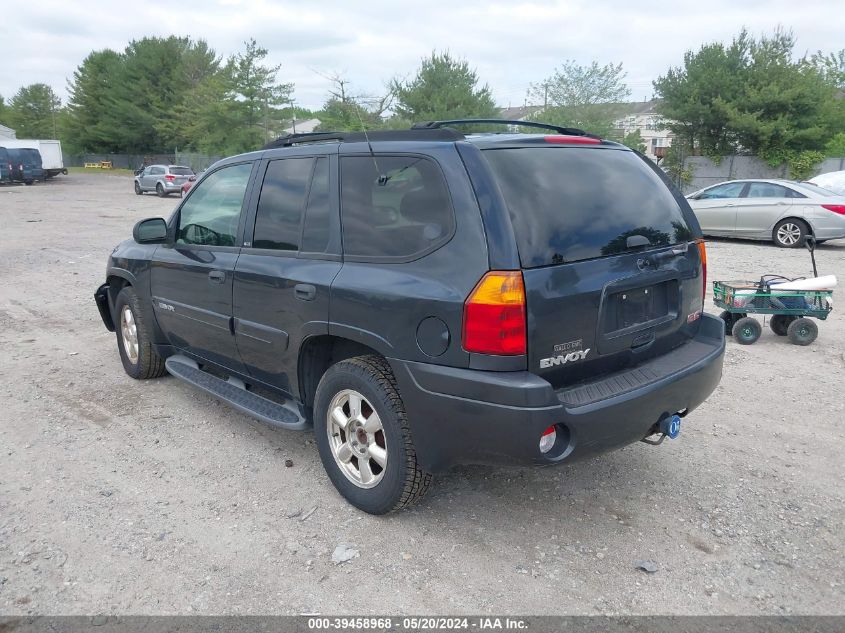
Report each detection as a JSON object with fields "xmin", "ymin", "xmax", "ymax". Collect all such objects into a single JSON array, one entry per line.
[{"xmin": 133, "ymin": 217, "xmax": 168, "ymax": 244}]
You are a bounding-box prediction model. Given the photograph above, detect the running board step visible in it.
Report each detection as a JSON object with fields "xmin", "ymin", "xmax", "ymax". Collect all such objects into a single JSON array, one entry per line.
[{"xmin": 165, "ymin": 355, "xmax": 307, "ymax": 431}]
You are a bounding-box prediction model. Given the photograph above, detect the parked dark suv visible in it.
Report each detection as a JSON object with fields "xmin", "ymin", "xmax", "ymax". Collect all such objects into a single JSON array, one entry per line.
[
  {"xmin": 95, "ymin": 120, "xmax": 725, "ymax": 514},
  {"xmin": 5, "ymin": 147, "xmax": 40, "ymax": 184}
]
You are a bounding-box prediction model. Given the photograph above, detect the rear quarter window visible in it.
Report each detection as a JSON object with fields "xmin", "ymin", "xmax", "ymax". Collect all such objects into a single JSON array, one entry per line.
[
  {"xmin": 483, "ymin": 147, "xmax": 694, "ymax": 267},
  {"xmin": 340, "ymin": 155, "xmax": 455, "ymax": 260}
]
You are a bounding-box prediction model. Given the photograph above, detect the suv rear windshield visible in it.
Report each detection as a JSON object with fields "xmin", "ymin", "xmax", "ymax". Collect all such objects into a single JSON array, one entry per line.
[
  {"xmin": 483, "ymin": 147, "xmax": 693, "ymax": 267},
  {"xmin": 169, "ymin": 166, "xmax": 194, "ymax": 175}
]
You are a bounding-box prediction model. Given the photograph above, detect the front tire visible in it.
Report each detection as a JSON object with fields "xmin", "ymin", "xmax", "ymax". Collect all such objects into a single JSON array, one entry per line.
[
  {"xmin": 732, "ymin": 316, "xmax": 761, "ymax": 344},
  {"xmin": 314, "ymin": 355, "xmax": 431, "ymax": 514},
  {"xmin": 134, "ymin": 181, "xmax": 142, "ymax": 195},
  {"xmin": 773, "ymin": 219, "xmax": 808, "ymax": 248},
  {"xmin": 114, "ymin": 286, "xmax": 166, "ymax": 379}
]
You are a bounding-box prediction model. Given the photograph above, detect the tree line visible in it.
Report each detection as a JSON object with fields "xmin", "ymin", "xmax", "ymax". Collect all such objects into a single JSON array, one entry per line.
[
  {"xmin": 655, "ymin": 28, "xmax": 845, "ymax": 177},
  {"xmin": 0, "ymin": 28, "xmax": 842, "ymax": 169}
]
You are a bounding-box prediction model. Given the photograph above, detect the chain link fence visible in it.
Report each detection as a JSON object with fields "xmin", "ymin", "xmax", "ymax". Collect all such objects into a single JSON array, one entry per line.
[{"xmin": 63, "ymin": 153, "xmax": 222, "ymax": 172}]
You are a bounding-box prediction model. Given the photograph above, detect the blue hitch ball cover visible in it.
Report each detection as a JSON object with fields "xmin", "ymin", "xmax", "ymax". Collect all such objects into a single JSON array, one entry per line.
[{"xmin": 660, "ymin": 414, "xmax": 681, "ymax": 439}]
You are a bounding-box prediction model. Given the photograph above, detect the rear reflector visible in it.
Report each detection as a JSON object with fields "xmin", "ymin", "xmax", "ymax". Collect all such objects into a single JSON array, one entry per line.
[
  {"xmin": 539, "ymin": 425, "xmax": 557, "ymax": 454},
  {"xmin": 821, "ymin": 204, "xmax": 845, "ymax": 215},
  {"xmin": 462, "ymin": 271, "xmax": 526, "ymax": 355},
  {"xmin": 696, "ymin": 240, "xmax": 707, "ymax": 301},
  {"xmin": 544, "ymin": 135, "xmax": 601, "ymax": 145}
]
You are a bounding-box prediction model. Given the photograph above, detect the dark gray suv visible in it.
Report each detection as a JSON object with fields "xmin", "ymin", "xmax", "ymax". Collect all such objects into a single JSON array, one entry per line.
[{"xmin": 96, "ymin": 120, "xmax": 725, "ymax": 514}]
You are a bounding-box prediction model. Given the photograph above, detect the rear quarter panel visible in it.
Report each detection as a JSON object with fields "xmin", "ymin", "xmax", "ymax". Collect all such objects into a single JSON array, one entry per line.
[{"xmin": 329, "ymin": 144, "xmax": 489, "ymax": 367}]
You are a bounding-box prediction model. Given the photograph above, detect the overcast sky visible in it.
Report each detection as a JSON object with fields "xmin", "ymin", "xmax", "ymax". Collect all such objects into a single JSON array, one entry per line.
[{"xmin": 1, "ymin": 0, "xmax": 842, "ymax": 112}]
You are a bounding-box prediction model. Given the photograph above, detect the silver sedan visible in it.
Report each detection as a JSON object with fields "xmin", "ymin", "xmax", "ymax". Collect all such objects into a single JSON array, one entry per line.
[{"xmin": 686, "ymin": 179, "xmax": 845, "ymax": 247}]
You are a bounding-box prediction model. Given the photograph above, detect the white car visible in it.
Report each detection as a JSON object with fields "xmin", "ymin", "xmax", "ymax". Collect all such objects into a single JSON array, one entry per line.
[
  {"xmin": 686, "ymin": 179, "xmax": 845, "ymax": 247},
  {"xmin": 808, "ymin": 170, "xmax": 845, "ymax": 196}
]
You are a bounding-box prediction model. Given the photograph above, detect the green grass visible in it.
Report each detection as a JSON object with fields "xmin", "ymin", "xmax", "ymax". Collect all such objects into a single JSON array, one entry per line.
[{"xmin": 67, "ymin": 166, "xmax": 135, "ymax": 177}]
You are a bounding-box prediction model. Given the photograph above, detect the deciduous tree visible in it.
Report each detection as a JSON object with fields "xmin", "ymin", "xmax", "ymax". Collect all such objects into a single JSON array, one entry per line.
[{"xmin": 528, "ymin": 60, "xmax": 630, "ymax": 137}]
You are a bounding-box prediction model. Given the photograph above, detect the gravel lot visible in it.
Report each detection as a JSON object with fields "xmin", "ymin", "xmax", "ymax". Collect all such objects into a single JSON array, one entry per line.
[{"xmin": 1, "ymin": 173, "xmax": 843, "ymax": 615}]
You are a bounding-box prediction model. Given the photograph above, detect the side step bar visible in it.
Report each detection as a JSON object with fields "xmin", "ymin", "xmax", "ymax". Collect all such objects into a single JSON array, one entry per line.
[{"xmin": 165, "ymin": 355, "xmax": 308, "ymax": 431}]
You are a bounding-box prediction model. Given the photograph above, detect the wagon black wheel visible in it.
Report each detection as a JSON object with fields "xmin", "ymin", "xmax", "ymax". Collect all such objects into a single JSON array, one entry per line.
[
  {"xmin": 718, "ymin": 310, "xmax": 745, "ymax": 335},
  {"xmin": 787, "ymin": 318, "xmax": 818, "ymax": 346},
  {"xmin": 732, "ymin": 317, "xmax": 761, "ymax": 345},
  {"xmin": 769, "ymin": 314, "xmax": 795, "ymax": 336}
]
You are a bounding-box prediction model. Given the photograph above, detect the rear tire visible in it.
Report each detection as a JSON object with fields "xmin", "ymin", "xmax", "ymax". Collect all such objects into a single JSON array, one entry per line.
[
  {"xmin": 718, "ymin": 310, "xmax": 745, "ymax": 335},
  {"xmin": 732, "ymin": 317, "xmax": 761, "ymax": 344},
  {"xmin": 114, "ymin": 286, "xmax": 167, "ymax": 379},
  {"xmin": 313, "ymin": 355, "xmax": 431, "ymax": 514},
  {"xmin": 773, "ymin": 219, "xmax": 808, "ymax": 248},
  {"xmin": 787, "ymin": 317, "xmax": 818, "ymax": 346},
  {"xmin": 769, "ymin": 314, "xmax": 795, "ymax": 336},
  {"xmin": 156, "ymin": 182, "xmax": 166, "ymax": 197}
]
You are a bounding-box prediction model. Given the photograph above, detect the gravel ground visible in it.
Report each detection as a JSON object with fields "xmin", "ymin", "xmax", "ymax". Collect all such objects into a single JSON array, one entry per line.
[{"xmin": 0, "ymin": 174, "xmax": 843, "ymax": 615}]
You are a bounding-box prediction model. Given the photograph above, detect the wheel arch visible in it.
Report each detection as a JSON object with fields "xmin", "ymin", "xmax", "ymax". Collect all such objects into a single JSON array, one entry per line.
[
  {"xmin": 773, "ymin": 216, "xmax": 814, "ymax": 234},
  {"xmin": 298, "ymin": 335, "xmax": 384, "ymax": 409},
  {"xmin": 106, "ymin": 270, "xmax": 136, "ymax": 309}
]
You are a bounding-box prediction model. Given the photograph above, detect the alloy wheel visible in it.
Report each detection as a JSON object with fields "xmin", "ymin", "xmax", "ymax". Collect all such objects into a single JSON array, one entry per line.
[
  {"xmin": 120, "ymin": 305, "xmax": 139, "ymax": 363},
  {"xmin": 326, "ymin": 389, "xmax": 387, "ymax": 489},
  {"xmin": 776, "ymin": 223, "xmax": 801, "ymax": 246}
]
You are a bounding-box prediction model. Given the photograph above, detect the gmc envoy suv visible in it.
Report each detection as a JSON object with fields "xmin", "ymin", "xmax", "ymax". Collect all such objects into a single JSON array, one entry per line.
[{"xmin": 95, "ymin": 120, "xmax": 725, "ymax": 514}]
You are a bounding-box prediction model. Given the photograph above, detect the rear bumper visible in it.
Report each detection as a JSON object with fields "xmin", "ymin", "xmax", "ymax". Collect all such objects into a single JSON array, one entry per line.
[
  {"xmin": 812, "ymin": 227, "xmax": 845, "ymax": 240},
  {"xmin": 389, "ymin": 313, "xmax": 725, "ymax": 473}
]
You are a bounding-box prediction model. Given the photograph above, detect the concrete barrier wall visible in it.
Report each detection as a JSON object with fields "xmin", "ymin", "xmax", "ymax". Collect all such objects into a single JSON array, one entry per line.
[{"xmin": 680, "ymin": 156, "xmax": 845, "ymax": 194}]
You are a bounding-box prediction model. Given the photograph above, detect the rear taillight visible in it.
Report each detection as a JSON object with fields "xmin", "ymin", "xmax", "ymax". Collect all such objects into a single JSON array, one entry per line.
[
  {"xmin": 821, "ymin": 204, "xmax": 845, "ymax": 215},
  {"xmin": 165, "ymin": 174, "xmax": 175, "ymax": 181},
  {"xmin": 696, "ymin": 239, "xmax": 707, "ymax": 301},
  {"xmin": 462, "ymin": 271, "xmax": 526, "ymax": 355},
  {"xmin": 544, "ymin": 135, "xmax": 601, "ymax": 145}
]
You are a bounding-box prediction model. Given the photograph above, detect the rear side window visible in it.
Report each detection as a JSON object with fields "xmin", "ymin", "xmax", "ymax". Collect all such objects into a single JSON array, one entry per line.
[
  {"xmin": 745, "ymin": 182, "xmax": 796, "ymax": 198},
  {"xmin": 483, "ymin": 148, "xmax": 694, "ymax": 267},
  {"xmin": 340, "ymin": 155, "xmax": 454, "ymax": 260},
  {"xmin": 253, "ymin": 158, "xmax": 314, "ymax": 251}
]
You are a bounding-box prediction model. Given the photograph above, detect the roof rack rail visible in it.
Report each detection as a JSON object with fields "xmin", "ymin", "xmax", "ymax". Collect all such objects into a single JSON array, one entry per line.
[
  {"xmin": 263, "ymin": 128, "xmax": 465, "ymax": 150},
  {"xmin": 411, "ymin": 118, "xmax": 599, "ymax": 138},
  {"xmin": 263, "ymin": 132, "xmax": 345, "ymax": 149}
]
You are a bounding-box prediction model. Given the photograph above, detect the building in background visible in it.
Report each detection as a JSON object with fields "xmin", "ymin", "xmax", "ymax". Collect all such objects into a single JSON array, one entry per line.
[
  {"xmin": 0, "ymin": 124, "xmax": 16, "ymax": 139},
  {"xmin": 498, "ymin": 100, "xmax": 673, "ymax": 161},
  {"xmin": 281, "ymin": 118, "xmax": 321, "ymax": 135},
  {"xmin": 612, "ymin": 100, "xmax": 673, "ymax": 161}
]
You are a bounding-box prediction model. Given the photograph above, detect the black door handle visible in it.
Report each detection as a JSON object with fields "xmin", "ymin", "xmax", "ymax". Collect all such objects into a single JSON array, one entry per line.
[
  {"xmin": 294, "ymin": 283, "xmax": 317, "ymax": 301},
  {"xmin": 208, "ymin": 270, "xmax": 226, "ymax": 284}
]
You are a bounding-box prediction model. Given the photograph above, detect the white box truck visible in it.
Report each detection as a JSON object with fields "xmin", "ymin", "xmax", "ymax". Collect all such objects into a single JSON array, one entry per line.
[{"xmin": 0, "ymin": 139, "xmax": 65, "ymax": 178}]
